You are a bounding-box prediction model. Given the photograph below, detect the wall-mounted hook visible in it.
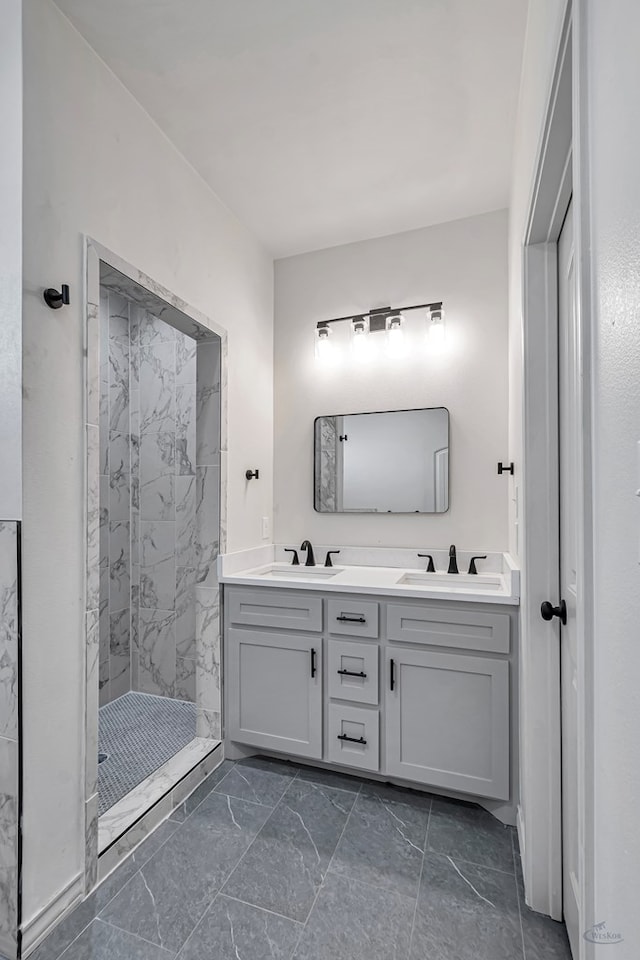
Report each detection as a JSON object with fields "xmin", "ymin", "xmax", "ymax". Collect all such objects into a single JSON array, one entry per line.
[
  {"xmin": 497, "ymin": 461, "xmax": 514, "ymax": 476},
  {"xmin": 43, "ymin": 284, "xmax": 70, "ymax": 310},
  {"xmin": 245, "ymin": 469, "xmax": 260, "ymax": 480},
  {"xmin": 339, "ymin": 435, "xmax": 348, "ymax": 442}
]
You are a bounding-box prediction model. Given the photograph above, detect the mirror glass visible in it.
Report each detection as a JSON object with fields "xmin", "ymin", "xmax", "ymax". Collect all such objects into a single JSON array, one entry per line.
[{"xmin": 314, "ymin": 407, "xmax": 449, "ymax": 514}]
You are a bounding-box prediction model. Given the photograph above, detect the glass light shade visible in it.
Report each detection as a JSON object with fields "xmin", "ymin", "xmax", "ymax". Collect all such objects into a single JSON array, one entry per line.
[
  {"xmin": 386, "ymin": 315, "xmax": 407, "ymax": 358},
  {"xmin": 351, "ymin": 317, "xmax": 372, "ymax": 361},
  {"xmin": 315, "ymin": 327, "xmax": 334, "ymax": 362}
]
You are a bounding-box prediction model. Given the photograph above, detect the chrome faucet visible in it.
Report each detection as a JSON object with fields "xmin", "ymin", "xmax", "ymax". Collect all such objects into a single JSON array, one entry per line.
[
  {"xmin": 300, "ymin": 540, "xmax": 315, "ymax": 567},
  {"xmin": 447, "ymin": 544, "xmax": 459, "ymax": 574}
]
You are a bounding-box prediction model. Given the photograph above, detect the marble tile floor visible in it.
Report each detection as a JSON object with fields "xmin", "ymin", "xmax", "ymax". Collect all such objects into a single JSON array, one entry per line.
[
  {"xmin": 98, "ymin": 692, "xmax": 196, "ymax": 815},
  {"xmin": 33, "ymin": 757, "xmax": 572, "ymax": 960}
]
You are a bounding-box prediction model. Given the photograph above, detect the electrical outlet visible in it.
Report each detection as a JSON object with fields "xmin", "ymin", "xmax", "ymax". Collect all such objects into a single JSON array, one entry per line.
[{"xmin": 261, "ymin": 516, "xmax": 270, "ymax": 540}]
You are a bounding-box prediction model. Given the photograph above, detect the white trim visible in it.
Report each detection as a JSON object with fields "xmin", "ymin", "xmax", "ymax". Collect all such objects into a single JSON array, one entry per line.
[
  {"xmin": 21, "ymin": 872, "xmax": 84, "ymax": 957},
  {"xmin": 520, "ymin": 1, "xmax": 573, "ymax": 922}
]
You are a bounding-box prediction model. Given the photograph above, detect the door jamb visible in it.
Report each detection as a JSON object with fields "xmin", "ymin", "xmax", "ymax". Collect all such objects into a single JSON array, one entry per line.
[{"xmin": 520, "ymin": 1, "xmax": 576, "ymax": 923}]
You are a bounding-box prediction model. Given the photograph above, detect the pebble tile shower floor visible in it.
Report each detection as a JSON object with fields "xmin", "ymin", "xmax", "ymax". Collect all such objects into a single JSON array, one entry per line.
[
  {"xmin": 34, "ymin": 758, "xmax": 572, "ymax": 960},
  {"xmin": 98, "ymin": 692, "xmax": 196, "ymax": 815}
]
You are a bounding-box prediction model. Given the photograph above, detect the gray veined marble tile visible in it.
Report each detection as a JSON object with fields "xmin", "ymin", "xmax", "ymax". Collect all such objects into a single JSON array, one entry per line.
[
  {"xmin": 222, "ymin": 778, "xmax": 355, "ymax": 922},
  {"xmin": 108, "ymin": 432, "xmax": 130, "ymax": 522},
  {"xmin": 99, "ymin": 382, "xmax": 109, "ymax": 475},
  {"xmin": 99, "ymin": 658, "xmax": 110, "ymax": 707},
  {"xmin": 85, "ymin": 609, "xmax": 100, "ymax": 799},
  {"xmin": 180, "ymin": 895, "xmax": 301, "ymax": 960},
  {"xmin": 0, "ymin": 522, "xmax": 18, "ymax": 741},
  {"xmin": 140, "ymin": 521, "xmax": 176, "ymax": 611},
  {"xmin": 427, "ymin": 796, "xmax": 516, "ymax": 874},
  {"xmin": 515, "ymin": 853, "xmax": 571, "ymax": 960},
  {"xmin": 176, "ymin": 332, "xmax": 197, "ymax": 385},
  {"xmin": 176, "ymin": 383, "xmax": 196, "ymax": 477},
  {"xmin": 329, "ymin": 786, "xmax": 429, "ymax": 899},
  {"xmin": 56, "ymin": 919, "xmax": 175, "ymax": 960},
  {"xmin": 138, "ymin": 609, "xmax": 176, "ymax": 698},
  {"xmin": 195, "ymin": 465, "xmax": 219, "ymax": 588},
  {"xmin": 175, "ymin": 657, "xmax": 196, "ymax": 702},
  {"xmin": 109, "ymin": 521, "xmax": 130, "ymax": 611},
  {"xmin": 85, "ymin": 793, "xmax": 99, "ymax": 893},
  {"xmin": 108, "ymin": 291, "xmax": 130, "ymax": 341},
  {"xmin": 109, "ymin": 609, "xmax": 131, "ymax": 698},
  {"xmin": 140, "ymin": 431, "xmax": 175, "ymax": 522},
  {"xmin": 99, "ymin": 287, "xmax": 110, "ymax": 380},
  {"xmin": 295, "ymin": 765, "xmax": 363, "ymax": 794},
  {"xmin": 294, "ymin": 873, "xmax": 414, "ymax": 960},
  {"xmin": 86, "ymin": 424, "xmax": 101, "ymax": 612},
  {"xmin": 170, "ymin": 760, "xmax": 235, "ymax": 822},
  {"xmin": 139, "ymin": 341, "xmax": 175, "ymax": 437},
  {"xmin": 138, "ymin": 310, "xmax": 176, "ymax": 347},
  {"xmin": 213, "ymin": 756, "xmax": 297, "ymax": 807},
  {"xmin": 175, "ymin": 477, "xmax": 196, "ymax": 569},
  {"xmin": 196, "ymin": 708, "xmax": 221, "ymax": 739},
  {"xmin": 109, "ymin": 337, "xmax": 130, "ymax": 435},
  {"xmin": 0, "ymin": 735, "xmax": 18, "ymax": 948},
  {"xmin": 196, "ymin": 340, "xmax": 221, "ymax": 466},
  {"xmin": 100, "ymin": 792, "xmax": 270, "ymax": 953},
  {"xmin": 175, "ymin": 566, "xmax": 196, "ymax": 659},
  {"xmin": 195, "ymin": 587, "xmax": 220, "ymax": 712},
  {"xmin": 95, "ymin": 819, "xmax": 179, "ymax": 910},
  {"xmin": 409, "ymin": 853, "xmax": 523, "ymax": 960}
]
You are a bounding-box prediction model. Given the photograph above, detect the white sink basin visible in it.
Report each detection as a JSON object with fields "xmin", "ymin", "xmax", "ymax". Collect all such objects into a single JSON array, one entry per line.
[
  {"xmin": 252, "ymin": 563, "xmax": 343, "ymax": 580},
  {"xmin": 397, "ymin": 571, "xmax": 504, "ymax": 591}
]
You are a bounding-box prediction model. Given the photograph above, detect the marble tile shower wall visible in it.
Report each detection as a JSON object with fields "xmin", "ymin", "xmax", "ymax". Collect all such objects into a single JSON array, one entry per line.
[
  {"xmin": 134, "ymin": 306, "xmax": 200, "ymax": 702},
  {"xmin": 98, "ymin": 286, "xmax": 221, "ymax": 720},
  {"xmin": 0, "ymin": 521, "xmax": 19, "ymax": 958},
  {"xmin": 99, "ymin": 291, "xmax": 132, "ymax": 705}
]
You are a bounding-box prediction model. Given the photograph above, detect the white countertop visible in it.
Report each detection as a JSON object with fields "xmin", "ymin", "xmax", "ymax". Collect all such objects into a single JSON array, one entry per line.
[{"xmin": 218, "ymin": 545, "xmax": 520, "ymax": 605}]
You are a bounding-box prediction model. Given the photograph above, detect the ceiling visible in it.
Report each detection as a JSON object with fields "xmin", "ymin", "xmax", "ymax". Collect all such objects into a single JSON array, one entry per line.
[{"xmin": 54, "ymin": 0, "xmax": 528, "ymax": 257}]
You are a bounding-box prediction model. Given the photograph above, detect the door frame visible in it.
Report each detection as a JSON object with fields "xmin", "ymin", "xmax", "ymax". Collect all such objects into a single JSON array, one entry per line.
[{"xmin": 520, "ymin": 0, "xmax": 595, "ymax": 943}]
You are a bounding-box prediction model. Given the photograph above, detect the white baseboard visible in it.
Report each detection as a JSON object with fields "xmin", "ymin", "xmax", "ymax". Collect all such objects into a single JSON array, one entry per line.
[{"xmin": 21, "ymin": 872, "xmax": 84, "ymax": 957}]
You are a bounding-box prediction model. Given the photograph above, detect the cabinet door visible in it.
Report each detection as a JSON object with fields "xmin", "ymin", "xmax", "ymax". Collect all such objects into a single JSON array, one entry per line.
[
  {"xmin": 385, "ymin": 648, "xmax": 509, "ymax": 800},
  {"xmin": 228, "ymin": 629, "xmax": 322, "ymax": 758}
]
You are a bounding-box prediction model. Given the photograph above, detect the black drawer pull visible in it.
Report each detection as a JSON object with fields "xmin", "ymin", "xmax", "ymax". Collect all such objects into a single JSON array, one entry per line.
[
  {"xmin": 310, "ymin": 648, "xmax": 317, "ymax": 678},
  {"xmin": 336, "ymin": 615, "xmax": 366, "ymax": 624},
  {"xmin": 337, "ymin": 734, "xmax": 367, "ymax": 745},
  {"xmin": 337, "ymin": 669, "xmax": 367, "ymax": 678},
  {"xmin": 390, "ymin": 658, "xmax": 396, "ymax": 691}
]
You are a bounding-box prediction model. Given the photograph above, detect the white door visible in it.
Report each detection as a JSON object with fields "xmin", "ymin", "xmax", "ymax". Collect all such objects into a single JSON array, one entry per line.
[{"xmin": 558, "ymin": 198, "xmax": 580, "ymax": 955}]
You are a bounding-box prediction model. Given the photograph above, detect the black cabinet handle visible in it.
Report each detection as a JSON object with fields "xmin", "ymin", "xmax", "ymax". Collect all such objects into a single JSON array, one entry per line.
[
  {"xmin": 310, "ymin": 648, "xmax": 317, "ymax": 678},
  {"xmin": 337, "ymin": 669, "xmax": 367, "ymax": 678},
  {"xmin": 336, "ymin": 615, "xmax": 366, "ymax": 624},
  {"xmin": 390, "ymin": 658, "xmax": 396, "ymax": 691},
  {"xmin": 337, "ymin": 734, "xmax": 367, "ymax": 745}
]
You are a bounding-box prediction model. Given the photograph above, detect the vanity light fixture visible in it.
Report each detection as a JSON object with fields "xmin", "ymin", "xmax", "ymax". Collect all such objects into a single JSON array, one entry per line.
[{"xmin": 314, "ymin": 299, "xmax": 444, "ymax": 362}]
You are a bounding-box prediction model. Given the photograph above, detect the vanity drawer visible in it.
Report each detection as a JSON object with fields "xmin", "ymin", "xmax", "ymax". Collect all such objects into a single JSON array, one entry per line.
[
  {"xmin": 227, "ymin": 589, "xmax": 322, "ymax": 633},
  {"xmin": 327, "ymin": 598, "xmax": 379, "ymax": 638},
  {"xmin": 328, "ymin": 703, "xmax": 379, "ymax": 772},
  {"xmin": 387, "ymin": 603, "xmax": 509, "ymax": 654},
  {"xmin": 328, "ymin": 639, "xmax": 379, "ymax": 705}
]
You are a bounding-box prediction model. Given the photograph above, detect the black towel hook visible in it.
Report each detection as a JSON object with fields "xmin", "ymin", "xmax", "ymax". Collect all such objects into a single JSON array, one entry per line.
[{"xmin": 44, "ymin": 284, "xmax": 70, "ymax": 309}]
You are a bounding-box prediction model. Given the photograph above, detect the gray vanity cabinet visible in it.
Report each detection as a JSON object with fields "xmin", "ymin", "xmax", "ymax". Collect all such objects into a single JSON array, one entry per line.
[
  {"xmin": 385, "ymin": 647, "xmax": 510, "ymax": 801},
  {"xmin": 227, "ymin": 628, "xmax": 323, "ymax": 759}
]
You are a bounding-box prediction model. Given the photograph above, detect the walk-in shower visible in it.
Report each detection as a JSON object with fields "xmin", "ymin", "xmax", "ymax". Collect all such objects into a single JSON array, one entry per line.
[{"xmin": 85, "ymin": 243, "xmax": 226, "ymax": 881}]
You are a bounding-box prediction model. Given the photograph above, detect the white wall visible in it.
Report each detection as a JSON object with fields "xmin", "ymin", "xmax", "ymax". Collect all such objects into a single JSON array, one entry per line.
[
  {"xmin": 21, "ymin": 0, "xmax": 273, "ymax": 927},
  {"xmin": 0, "ymin": 0, "xmax": 22, "ymax": 521},
  {"xmin": 507, "ymin": 0, "xmax": 567, "ymax": 560},
  {"xmin": 274, "ymin": 210, "xmax": 509, "ymax": 552},
  {"xmin": 582, "ymin": 0, "xmax": 640, "ymax": 950}
]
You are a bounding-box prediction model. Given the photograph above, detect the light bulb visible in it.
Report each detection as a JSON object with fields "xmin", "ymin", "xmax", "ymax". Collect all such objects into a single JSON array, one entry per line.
[
  {"xmin": 386, "ymin": 314, "xmax": 406, "ymax": 358},
  {"xmin": 427, "ymin": 305, "xmax": 445, "ymax": 350},
  {"xmin": 315, "ymin": 325, "xmax": 334, "ymax": 362},
  {"xmin": 351, "ymin": 316, "xmax": 372, "ymax": 361}
]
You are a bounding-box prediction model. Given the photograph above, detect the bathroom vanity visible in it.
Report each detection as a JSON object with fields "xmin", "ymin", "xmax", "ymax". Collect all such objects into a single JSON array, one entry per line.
[{"xmin": 220, "ymin": 548, "xmax": 519, "ymax": 813}]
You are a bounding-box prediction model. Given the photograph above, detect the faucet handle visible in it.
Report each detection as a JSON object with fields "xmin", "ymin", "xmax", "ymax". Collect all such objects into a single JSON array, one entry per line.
[
  {"xmin": 324, "ymin": 550, "xmax": 340, "ymax": 568},
  {"xmin": 417, "ymin": 553, "xmax": 436, "ymax": 572},
  {"xmin": 284, "ymin": 548, "xmax": 300, "ymax": 566},
  {"xmin": 468, "ymin": 555, "xmax": 487, "ymax": 575}
]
